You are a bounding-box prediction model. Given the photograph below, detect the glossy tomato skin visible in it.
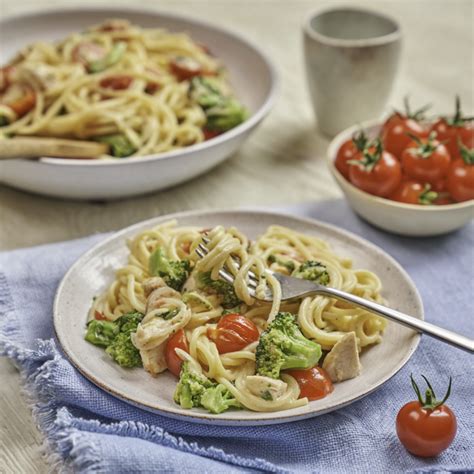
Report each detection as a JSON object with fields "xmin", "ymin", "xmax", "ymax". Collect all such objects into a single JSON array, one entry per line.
[
  {"xmin": 382, "ymin": 114, "xmax": 428, "ymax": 159},
  {"xmin": 208, "ymin": 313, "xmax": 259, "ymax": 354},
  {"xmin": 100, "ymin": 75, "xmax": 133, "ymax": 90},
  {"xmin": 170, "ymin": 57, "xmax": 203, "ymax": 81},
  {"xmin": 389, "ymin": 180, "xmax": 427, "ymax": 205},
  {"xmin": 349, "ymin": 150, "xmax": 402, "ymax": 197},
  {"xmin": 401, "ymin": 139, "xmax": 451, "ymax": 184},
  {"xmin": 165, "ymin": 329, "xmax": 189, "ymax": 377},
  {"xmin": 432, "ymin": 119, "xmax": 474, "ymax": 161},
  {"xmin": 396, "ymin": 401, "xmax": 457, "ymax": 457},
  {"xmin": 447, "ymin": 159, "xmax": 474, "ymax": 202},
  {"xmin": 335, "ymin": 140, "xmax": 359, "ymax": 179},
  {"xmin": 286, "ymin": 367, "xmax": 333, "ymax": 401}
]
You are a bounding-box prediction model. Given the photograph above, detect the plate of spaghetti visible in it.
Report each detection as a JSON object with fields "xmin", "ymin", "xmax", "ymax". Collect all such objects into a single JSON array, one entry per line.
[
  {"xmin": 0, "ymin": 8, "xmax": 276, "ymax": 199},
  {"xmin": 54, "ymin": 210, "xmax": 423, "ymax": 425}
]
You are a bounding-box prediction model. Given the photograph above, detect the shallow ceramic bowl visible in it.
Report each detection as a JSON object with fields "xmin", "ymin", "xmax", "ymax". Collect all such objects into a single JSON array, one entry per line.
[
  {"xmin": 54, "ymin": 209, "xmax": 423, "ymax": 426},
  {"xmin": 328, "ymin": 120, "xmax": 474, "ymax": 236},
  {"xmin": 0, "ymin": 7, "xmax": 277, "ymax": 200}
]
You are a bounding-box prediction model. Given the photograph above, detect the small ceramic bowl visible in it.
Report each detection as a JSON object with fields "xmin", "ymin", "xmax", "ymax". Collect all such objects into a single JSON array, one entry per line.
[{"xmin": 327, "ymin": 120, "xmax": 474, "ymax": 236}]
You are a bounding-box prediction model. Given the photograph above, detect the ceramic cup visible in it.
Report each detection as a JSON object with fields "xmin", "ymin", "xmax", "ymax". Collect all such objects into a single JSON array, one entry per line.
[{"xmin": 303, "ymin": 7, "xmax": 401, "ymax": 136}]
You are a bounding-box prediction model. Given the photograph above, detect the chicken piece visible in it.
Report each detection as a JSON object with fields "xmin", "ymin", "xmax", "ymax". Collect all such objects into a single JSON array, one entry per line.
[
  {"xmin": 143, "ymin": 277, "xmax": 181, "ymax": 313},
  {"xmin": 139, "ymin": 344, "xmax": 167, "ymax": 376},
  {"xmin": 143, "ymin": 277, "xmax": 167, "ymax": 297},
  {"xmin": 245, "ymin": 375, "xmax": 288, "ymax": 401},
  {"xmin": 15, "ymin": 63, "xmax": 57, "ymax": 90},
  {"xmin": 322, "ymin": 332, "xmax": 361, "ymax": 383}
]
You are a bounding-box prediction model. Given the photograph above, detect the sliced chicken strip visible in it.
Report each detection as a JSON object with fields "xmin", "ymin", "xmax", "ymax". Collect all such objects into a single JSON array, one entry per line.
[{"xmin": 322, "ymin": 332, "xmax": 361, "ymax": 383}]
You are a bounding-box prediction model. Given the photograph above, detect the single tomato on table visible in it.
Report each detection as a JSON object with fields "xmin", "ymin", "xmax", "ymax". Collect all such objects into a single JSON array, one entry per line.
[
  {"xmin": 382, "ymin": 98, "xmax": 430, "ymax": 158},
  {"xmin": 165, "ymin": 329, "xmax": 189, "ymax": 377},
  {"xmin": 401, "ymin": 132, "xmax": 451, "ymax": 184},
  {"xmin": 432, "ymin": 96, "xmax": 474, "ymax": 161},
  {"xmin": 389, "ymin": 180, "xmax": 438, "ymax": 205},
  {"xmin": 286, "ymin": 366, "xmax": 333, "ymax": 401},
  {"xmin": 208, "ymin": 313, "xmax": 259, "ymax": 354},
  {"xmin": 446, "ymin": 142, "xmax": 474, "ymax": 202},
  {"xmin": 335, "ymin": 131, "xmax": 368, "ymax": 179},
  {"xmin": 348, "ymin": 139, "xmax": 402, "ymax": 197},
  {"xmin": 397, "ymin": 375, "xmax": 456, "ymax": 458}
]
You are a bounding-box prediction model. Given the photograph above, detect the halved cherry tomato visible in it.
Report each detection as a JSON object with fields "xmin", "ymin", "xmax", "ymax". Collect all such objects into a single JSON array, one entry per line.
[
  {"xmin": 382, "ymin": 98, "xmax": 430, "ymax": 159},
  {"xmin": 401, "ymin": 133, "xmax": 451, "ymax": 184},
  {"xmin": 72, "ymin": 42, "xmax": 106, "ymax": 67},
  {"xmin": 207, "ymin": 313, "xmax": 259, "ymax": 354},
  {"xmin": 203, "ymin": 128, "xmax": 221, "ymax": 141},
  {"xmin": 348, "ymin": 140, "xmax": 402, "ymax": 197},
  {"xmin": 99, "ymin": 75, "xmax": 133, "ymax": 90},
  {"xmin": 446, "ymin": 143, "xmax": 474, "ymax": 202},
  {"xmin": 286, "ymin": 367, "xmax": 333, "ymax": 401},
  {"xmin": 396, "ymin": 375, "xmax": 456, "ymax": 458},
  {"xmin": 389, "ymin": 180, "xmax": 438, "ymax": 205},
  {"xmin": 0, "ymin": 83, "xmax": 36, "ymax": 117},
  {"xmin": 94, "ymin": 310, "xmax": 107, "ymax": 320},
  {"xmin": 335, "ymin": 131, "xmax": 368, "ymax": 179},
  {"xmin": 165, "ymin": 329, "xmax": 189, "ymax": 377},
  {"xmin": 170, "ymin": 56, "xmax": 203, "ymax": 81},
  {"xmin": 431, "ymin": 96, "xmax": 474, "ymax": 161}
]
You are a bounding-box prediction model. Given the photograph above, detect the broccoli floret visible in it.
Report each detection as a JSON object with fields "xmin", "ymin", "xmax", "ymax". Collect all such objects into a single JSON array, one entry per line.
[
  {"xmin": 149, "ymin": 247, "xmax": 190, "ymax": 291},
  {"xmin": 267, "ymin": 254, "xmax": 296, "ymax": 273},
  {"xmin": 200, "ymin": 384, "xmax": 241, "ymax": 414},
  {"xmin": 205, "ymin": 98, "xmax": 248, "ymax": 132},
  {"xmin": 255, "ymin": 312, "xmax": 322, "ymax": 379},
  {"xmin": 85, "ymin": 320, "xmax": 119, "ymax": 347},
  {"xmin": 197, "ymin": 271, "xmax": 241, "ymax": 309},
  {"xmin": 106, "ymin": 332, "xmax": 142, "ymax": 368},
  {"xmin": 189, "ymin": 76, "xmax": 223, "ymax": 109},
  {"xmin": 95, "ymin": 134, "xmax": 136, "ymax": 158},
  {"xmin": 116, "ymin": 311, "xmax": 144, "ymax": 333},
  {"xmin": 174, "ymin": 362, "xmax": 241, "ymax": 414},
  {"xmin": 292, "ymin": 260, "xmax": 330, "ymax": 286},
  {"xmin": 157, "ymin": 308, "xmax": 179, "ymax": 320}
]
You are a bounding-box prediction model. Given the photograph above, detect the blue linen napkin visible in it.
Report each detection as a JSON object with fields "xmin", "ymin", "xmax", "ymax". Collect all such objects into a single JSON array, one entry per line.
[{"xmin": 1, "ymin": 199, "xmax": 473, "ymax": 473}]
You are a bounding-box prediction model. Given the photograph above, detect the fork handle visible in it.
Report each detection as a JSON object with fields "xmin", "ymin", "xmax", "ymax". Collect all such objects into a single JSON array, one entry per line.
[{"xmin": 317, "ymin": 287, "xmax": 474, "ymax": 353}]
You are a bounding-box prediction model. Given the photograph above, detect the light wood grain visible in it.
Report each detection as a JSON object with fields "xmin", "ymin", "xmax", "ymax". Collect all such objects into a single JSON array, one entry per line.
[{"xmin": 0, "ymin": 0, "xmax": 472, "ymax": 472}]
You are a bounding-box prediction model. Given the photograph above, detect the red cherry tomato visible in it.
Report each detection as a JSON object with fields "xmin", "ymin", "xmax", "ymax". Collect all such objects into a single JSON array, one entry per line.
[
  {"xmin": 446, "ymin": 144, "xmax": 474, "ymax": 202},
  {"xmin": 401, "ymin": 133, "xmax": 451, "ymax": 184},
  {"xmin": 431, "ymin": 96, "xmax": 474, "ymax": 160},
  {"xmin": 389, "ymin": 180, "xmax": 438, "ymax": 205},
  {"xmin": 94, "ymin": 310, "xmax": 107, "ymax": 320},
  {"xmin": 165, "ymin": 329, "xmax": 189, "ymax": 377},
  {"xmin": 286, "ymin": 367, "xmax": 334, "ymax": 401},
  {"xmin": 72, "ymin": 42, "xmax": 106, "ymax": 67},
  {"xmin": 0, "ymin": 83, "xmax": 36, "ymax": 117},
  {"xmin": 335, "ymin": 132, "xmax": 368, "ymax": 179},
  {"xmin": 170, "ymin": 56, "xmax": 203, "ymax": 81},
  {"xmin": 99, "ymin": 75, "xmax": 133, "ymax": 90},
  {"xmin": 349, "ymin": 141, "xmax": 402, "ymax": 197},
  {"xmin": 207, "ymin": 313, "xmax": 259, "ymax": 354},
  {"xmin": 434, "ymin": 193, "xmax": 455, "ymax": 205},
  {"xmin": 396, "ymin": 375, "xmax": 456, "ymax": 458},
  {"xmin": 203, "ymin": 128, "xmax": 221, "ymax": 141}
]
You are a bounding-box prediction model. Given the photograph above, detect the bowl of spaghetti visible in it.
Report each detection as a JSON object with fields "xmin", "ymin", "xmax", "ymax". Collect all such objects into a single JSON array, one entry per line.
[{"xmin": 0, "ymin": 8, "xmax": 277, "ymax": 199}]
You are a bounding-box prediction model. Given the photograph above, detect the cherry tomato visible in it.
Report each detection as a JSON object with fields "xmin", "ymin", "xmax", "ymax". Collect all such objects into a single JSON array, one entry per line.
[
  {"xmin": 99, "ymin": 75, "xmax": 133, "ymax": 90},
  {"xmin": 203, "ymin": 128, "xmax": 221, "ymax": 141},
  {"xmin": 397, "ymin": 375, "xmax": 456, "ymax": 458},
  {"xmin": 382, "ymin": 98, "xmax": 430, "ymax": 159},
  {"xmin": 170, "ymin": 56, "xmax": 203, "ymax": 81},
  {"xmin": 389, "ymin": 180, "xmax": 438, "ymax": 205},
  {"xmin": 94, "ymin": 310, "xmax": 106, "ymax": 320},
  {"xmin": 335, "ymin": 132, "xmax": 368, "ymax": 179},
  {"xmin": 431, "ymin": 96, "xmax": 474, "ymax": 161},
  {"xmin": 434, "ymin": 193, "xmax": 455, "ymax": 205},
  {"xmin": 165, "ymin": 329, "xmax": 189, "ymax": 377},
  {"xmin": 207, "ymin": 313, "xmax": 259, "ymax": 354},
  {"xmin": 348, "ymin": 141, "xmax": 402, "ymax": 197},
  {"xmin": 0, "ymin": 83, "xmax": 36, "ymax": 117},
  {"xmin": 446, "ymin": 143, "xmax": 474, "ymax": 202},
  {"xmin": 401, "ymin": 133, "xmax": 451, "ymax": 184},
  {"xmin": 286, "ymin": 367, "xmax": 334, "ymax": 401},
  {"xmin": 72, "ymin": 42, "xmax": 106, "ymax": 67}
]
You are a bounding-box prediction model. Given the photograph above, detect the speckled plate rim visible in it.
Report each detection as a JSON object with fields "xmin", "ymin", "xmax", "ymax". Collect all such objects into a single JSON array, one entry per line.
[{"xmin": 53, "ymin": 209, "xmax": 423, "ymax": 426}]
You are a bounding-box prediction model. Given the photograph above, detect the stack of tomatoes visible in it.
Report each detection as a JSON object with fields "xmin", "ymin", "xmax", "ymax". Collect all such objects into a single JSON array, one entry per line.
[{"xmin": 335, "ymin": 97, "xmax": 474, "ymax": 204}]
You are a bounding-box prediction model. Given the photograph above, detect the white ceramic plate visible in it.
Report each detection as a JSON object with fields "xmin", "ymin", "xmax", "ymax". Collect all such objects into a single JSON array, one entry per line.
[
  {"xmin": 0, "ymin": 7, "xmax": 277, "ymax": 200},
  {"xmin": 327, "ymin": 120, "xmax": 474, "ymax": 236},
  {"xmin": 54, "ymin": 210, "xmax": 423, "ymax": 425}
]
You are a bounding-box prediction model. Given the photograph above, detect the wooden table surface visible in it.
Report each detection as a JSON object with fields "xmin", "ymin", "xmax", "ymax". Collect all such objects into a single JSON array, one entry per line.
[{"xmin": 0, "ymin": 0, "xmax": 472, "ymax": 472}]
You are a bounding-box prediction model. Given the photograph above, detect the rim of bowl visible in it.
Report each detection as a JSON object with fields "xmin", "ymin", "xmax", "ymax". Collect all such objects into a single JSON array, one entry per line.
[
  {"xmin": 303, "ymin": 5, "xmax": 401, "ymax": 48},
  {"xmin": 327, "ymin": 119, "xmax": 474, "ymax": 211},
  {"xmin": 0, "ymin": 5, "xmax": 279, "ymax": 168}
]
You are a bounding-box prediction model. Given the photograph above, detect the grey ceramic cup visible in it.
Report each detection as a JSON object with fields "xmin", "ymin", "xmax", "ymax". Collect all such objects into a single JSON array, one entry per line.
[{"xmin": 303, "ymin": 7, "xmax": 401, "ymax": 137}]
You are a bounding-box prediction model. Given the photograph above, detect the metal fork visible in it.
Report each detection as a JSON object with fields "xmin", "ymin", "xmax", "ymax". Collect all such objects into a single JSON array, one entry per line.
[{"xmin": 195, "ymin": 240, "xmax": 474, "ymax": 353}]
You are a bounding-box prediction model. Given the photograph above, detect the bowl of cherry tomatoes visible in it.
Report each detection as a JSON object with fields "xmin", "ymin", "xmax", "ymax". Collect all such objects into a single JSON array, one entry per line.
[{"xmin": 328, "ymin": 97, "xmax": 474, "ymax": 236}]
